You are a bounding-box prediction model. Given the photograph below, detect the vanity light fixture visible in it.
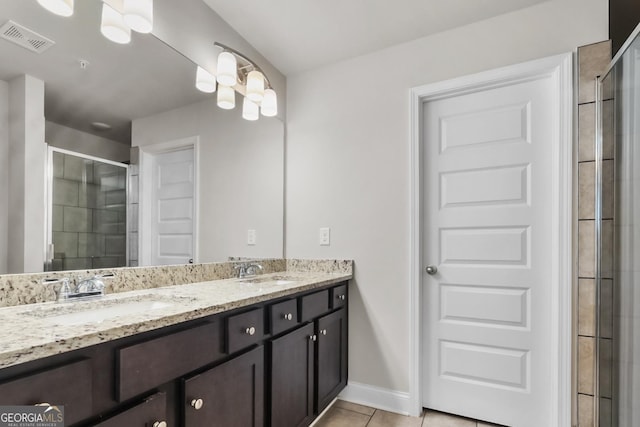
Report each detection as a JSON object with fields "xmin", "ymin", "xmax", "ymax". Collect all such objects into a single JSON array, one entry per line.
[
  {"xmin": 217, "ymin": 85, "xmax": 235, "ymax": 110},
  {"xmin": 100, "ymin": 3, "xmax": 131, "ymax": 44},
  {"xmin": 196, "ymin": 66, "xmax": 217, "ymax": 93},
  {"xmin": 209, "ymin": 42, "xmax": 278, "ymax": 120},
  {"xmin": 123, "ymin": 0, "xmax": 153, "ymax": 34},
  {"xmin": 242, "ymin": 97, "xmax": 259, "ymax": 121},
  {"xmin": 37, "ymin": 0, "xmax": 74, "ymax": 17},
  {"xmin": 246, "ymin": 70, "xmax": 265, "ymax": 103},
  {"xmin": 216, "ymin": 51, "xmax": 237, "ymax": 87},
  {"xmin": 261, "ymin": 89, "xmax": 278, "ymax": 117}
]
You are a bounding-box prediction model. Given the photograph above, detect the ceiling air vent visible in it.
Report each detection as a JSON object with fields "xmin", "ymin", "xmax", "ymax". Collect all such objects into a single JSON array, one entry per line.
[{"xmin": 0, "ymin": 20, "xmax": 55, "ymax": 54}]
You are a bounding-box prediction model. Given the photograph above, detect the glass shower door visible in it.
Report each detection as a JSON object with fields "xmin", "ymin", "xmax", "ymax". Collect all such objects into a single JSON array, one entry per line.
[{"xmin": 47, "ymin": 148, "xmax": 128, "ymax": 271}]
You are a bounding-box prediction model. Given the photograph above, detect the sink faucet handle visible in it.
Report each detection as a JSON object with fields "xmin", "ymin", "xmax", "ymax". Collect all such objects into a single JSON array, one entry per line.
[
  {"xmin": 43, "ymin": 277, "xmax": 72, "ymax": 301},
  {"xmin": 234, "ymin": 263, "xmax": 248, "ymax": 278}
]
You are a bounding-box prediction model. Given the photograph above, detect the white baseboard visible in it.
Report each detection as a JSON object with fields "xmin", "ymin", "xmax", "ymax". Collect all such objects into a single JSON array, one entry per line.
[{"xmin": 338, "ymin": 381, "xmax": 416, "ymax": 416}]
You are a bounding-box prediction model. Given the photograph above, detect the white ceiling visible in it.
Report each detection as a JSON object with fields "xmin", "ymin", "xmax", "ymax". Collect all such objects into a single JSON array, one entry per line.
[{"xmin": 203, "ymin": 0, "xmax": 550, "ymax": 75}]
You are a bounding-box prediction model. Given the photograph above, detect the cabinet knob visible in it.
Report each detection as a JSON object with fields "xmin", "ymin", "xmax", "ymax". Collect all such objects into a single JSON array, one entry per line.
[
  {"xmin": 191, "ymin": 398, "xmax": 204, "ymax": 410},
  {"xmin": 245, "ymin": 326, "xmax": 256, "ymax": 336},
  {"xmin": 309, "ymin": 334, "xmax": 317, "ymax": 341},
  {"xmin": 153, "ymin": 422, "xmax": 167, "ymax": 427},
  {"xmin": 337, "ymin": 294, "xmax": 346, "ymax": 301},
  {"xmin": 320, "ymin": 329, "xmax": 327, "ymax": 335},
  {"xmin": 283, "ymin": 313, "xmax": 293, "ymax": 321}
]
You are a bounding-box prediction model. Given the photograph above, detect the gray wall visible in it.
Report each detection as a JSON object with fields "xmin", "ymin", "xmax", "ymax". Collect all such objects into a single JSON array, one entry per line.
[
  {"xmin": 285, "ymin": 0, "xmax": 608, "ymax": 412},
  {"xmin": 7, "ymin": 75, "xmax": 45, "ymax": 274},
  {"xmin": 46, "ymin": 122, "xmax": 130, "ymax": 163},
  {"xmin": 132, "ymin": 97, "xmax": 284, "ymax": 263},
  {"xmin": 0, "ymin": 80, "xmax": 8, "ymax": 274}
]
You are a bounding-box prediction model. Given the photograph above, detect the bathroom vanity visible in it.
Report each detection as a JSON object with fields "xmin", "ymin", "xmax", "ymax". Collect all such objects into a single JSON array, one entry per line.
[{"xmin": 0, "ymin": 270, "xmax": 349, "ymax": 427}]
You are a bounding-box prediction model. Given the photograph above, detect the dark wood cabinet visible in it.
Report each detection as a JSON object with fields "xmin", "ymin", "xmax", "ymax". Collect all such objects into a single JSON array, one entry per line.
[
  {"xmin": 270, "ymin": 323, "xmax": 316, "ymax": 427},
  {"xmin": 270, "ymin": 306, "xmax": 348, "ymax": 427},
  {"xmin": 0, "ymin": 281, "xmax": 348, "ymax": 427},
  {"xmin": 94, "ymin": 392, "xmax": 166, "ymax": 427},
  {"xmin": 316, "ymin": 308, "xmax": 347, "ymax": 413},
  {"xmin": 183, "ymin": 345, "xmax": 264, "ymax": 427},
  {"xmin": 0, "ymin": 358, "xmax": 93, "ymax": 426}
]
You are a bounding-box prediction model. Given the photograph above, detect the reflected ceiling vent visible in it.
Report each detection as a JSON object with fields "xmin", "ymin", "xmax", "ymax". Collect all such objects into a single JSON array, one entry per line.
[{"xmin": 0, "ymin": 20, "xmax": 55, "ymax": 53}]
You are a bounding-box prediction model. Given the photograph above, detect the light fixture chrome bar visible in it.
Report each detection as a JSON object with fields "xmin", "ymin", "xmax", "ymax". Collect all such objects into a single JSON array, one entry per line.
[{"xmin": 214, "ymin": 41, "xmax": 272, "ymax": 89}]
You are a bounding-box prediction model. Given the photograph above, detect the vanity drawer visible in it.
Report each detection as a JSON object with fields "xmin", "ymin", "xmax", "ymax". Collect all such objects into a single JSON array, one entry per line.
[
  {"xmin": 300, "ymin": 289, "xmax": 329, "ymax": 322},
  {"xmin": 116, "ymin": 322, "xmax": 222, "ymax": 402},
  {"xmin": 331, "ymin": 284, "xmax": 348, "ymax": 309},
  {"xmin": 0, "ymin": 358, "xmax": 92, "ymax": 425},
  {"xmin": 269, "ymin": 299, "xmax": 299, "ymax": 335},
  {"xmin": 226, "ymin": 307, "xmax": 264, "ymax": 354},
  {"xmin": 95, "ymin": 392, "xmax": 166, "ymax": 427}
]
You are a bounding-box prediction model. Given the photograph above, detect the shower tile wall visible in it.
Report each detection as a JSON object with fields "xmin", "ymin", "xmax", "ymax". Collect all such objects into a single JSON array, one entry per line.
[
  {"xmin": 576, "ymin": 40, "xmax": 612, "ymax": 427},
  {"xmin": 52, "ymin": 152, "xmax": 127, "ymax": 271}
]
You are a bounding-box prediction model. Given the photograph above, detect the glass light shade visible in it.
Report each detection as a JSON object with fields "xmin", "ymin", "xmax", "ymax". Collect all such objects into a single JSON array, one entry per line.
[
  {"xmin": 246, "ymin": 70, "xmax": 265, "ymax": 103},
  {"xmin": 242, "ymin": 97, "xmax": 259, "ymax": 121},
  {"xmin": 216, "ymin": 52, "xmax": 237, "ymax": 87},
  {"xmin": 37, "ymin": 0, "xmax": 74, "ymax": 17},
  {"xmin": 217, "ymin": 85, "xmax": 235, "ymax": 110},
  {"xmin": 101, "ymin": 4, "xmax": 131, "ymax": 44},
  {"xmin": 123, "ymin": 0, "xmax": 153, "ymax": 34},
  {"xmin": 195, "ymin": 66, "xmax": 217, "ymax": 93},
  {"xmin": 261, "ymin": 89, "xmax": 278, "ymax": 117}
]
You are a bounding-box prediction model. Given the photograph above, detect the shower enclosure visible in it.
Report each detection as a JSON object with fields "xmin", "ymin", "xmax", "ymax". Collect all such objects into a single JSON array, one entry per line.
[
  {"xmin": 46, "ymin": 147, "xmax": 128, "ymax": 271},
  {"xmin": 596, "ymin": 23, "xmax": 640, "ymax": 427}
]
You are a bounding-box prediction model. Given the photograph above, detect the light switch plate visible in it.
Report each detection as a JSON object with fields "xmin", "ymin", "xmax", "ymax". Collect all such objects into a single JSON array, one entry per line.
[
  {"xmin": 247, "ymin": 229, "xmax": 257, "ymax": 245},
  {"xmin": 319, "ymin": 227, "xmax": 330, "ymax": 246}
]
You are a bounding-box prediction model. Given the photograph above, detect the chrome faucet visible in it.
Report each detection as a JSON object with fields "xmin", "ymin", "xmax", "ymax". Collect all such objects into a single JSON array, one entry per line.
[
  {"xmin": 43, "ymin": 273, "xmax": 114, "ymax": 302},
  {"xmin": 234, "ymin": 262, "xmax": 263, "ymax": 279}
]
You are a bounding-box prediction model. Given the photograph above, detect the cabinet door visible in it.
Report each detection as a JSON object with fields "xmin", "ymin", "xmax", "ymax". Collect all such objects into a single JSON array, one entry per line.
[
  {"xmin": 94, "ymin": 392, "xmax": 166, "ymax": 427},
  {"xmin": 0, "ymin": 359, "xmax": 92, "ymax": 426},
  {"xmin": 183, "ymin": 346, "xmax": 264, "ymax": 427},
  {"xmin": 270, "ymin": 323, "xmax": 315, "ymax": 427},
  {"xmin": 316, "ymin": 308, "xmax": 347, "ymax": 412}
]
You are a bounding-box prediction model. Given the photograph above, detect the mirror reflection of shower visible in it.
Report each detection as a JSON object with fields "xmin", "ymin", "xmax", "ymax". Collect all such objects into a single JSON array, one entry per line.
[
  {"xmin": 46, "ymin": 148, "xmax": 128, "ymax": 271},
  {"xmin": 597, "ymin": 23, "xmax": 640, "ymax": 427}
]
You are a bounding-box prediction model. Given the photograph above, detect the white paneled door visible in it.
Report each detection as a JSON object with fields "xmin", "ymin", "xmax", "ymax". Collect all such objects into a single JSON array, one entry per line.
[
  {"xmin": 150, "ymin": 147, "xmax": 195, "ymax": 265},
  {"xmin": 420, "ymin": 57, "xmax": 571, "ymax": 427}
]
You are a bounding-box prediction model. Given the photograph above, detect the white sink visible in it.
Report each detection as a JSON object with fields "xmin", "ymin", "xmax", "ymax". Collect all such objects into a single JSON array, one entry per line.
[
  {"xmin": 47, "ymin": 300, "xmax": 173, "ymax": 326},
  {"xmin": 239, "ymin": 275, "xmax": 299, "ymax": 286},
  {"xmin": 24, "ymin": 295, "xmax": 187, "ymax": 326}
]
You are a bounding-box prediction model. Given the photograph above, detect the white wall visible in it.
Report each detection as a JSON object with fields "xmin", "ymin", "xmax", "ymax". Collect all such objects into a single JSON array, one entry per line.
[
  {"xmin": 45, "ymin": 121, "xmax": 130, "ymax": 163},
  {"xmin": 133, "ymin": 98, "xmax": 284, "ymax": 263},
  {"xmin": 0, "ymin": 80, "xmax": 8, "ymax": 274},
  {"xmin": 285, "ymin": 0, "xmax": 608, "ymax": 410},
  {"xmin": 8, "ymin": 75, "xmax": 45, "ymax": 274}
]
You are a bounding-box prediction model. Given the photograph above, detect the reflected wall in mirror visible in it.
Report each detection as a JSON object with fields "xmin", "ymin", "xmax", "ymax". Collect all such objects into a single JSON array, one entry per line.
[{"xmin": 0, "ymin": 0, "xmax": 284, "ymax": 275}]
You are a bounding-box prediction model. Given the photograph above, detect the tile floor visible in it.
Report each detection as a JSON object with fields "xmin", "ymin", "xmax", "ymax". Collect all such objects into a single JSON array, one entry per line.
[{"xmin": 313, "ymin": 400, "xmax": 503, "ymax": 427}]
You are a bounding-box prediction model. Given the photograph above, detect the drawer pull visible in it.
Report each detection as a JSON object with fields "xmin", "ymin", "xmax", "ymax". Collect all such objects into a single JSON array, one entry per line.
[
  {"xmin": 309, "ymin": 335, "xmax": 317, "ymax": 342},
  {"xmin": 337, "ymin": 294, "xmax": 346, "ymax": 301},
  {"xmin": 320, "ymin": 329, "xmax": 327, "ymax": 335},
  {"xmin": 283, "ymin": 313, "xmax": 293, "ymax": 321},
  {"xmin": 153, "ymin": 422, "xmax": 167, "ymax": 427},
  {"xmin": 191, "ymin": 398, "xmax": 204, "ymax": 410},
  {"xmin": 245, "ymin": 326, "xmax": 256, "ymax": 336}
]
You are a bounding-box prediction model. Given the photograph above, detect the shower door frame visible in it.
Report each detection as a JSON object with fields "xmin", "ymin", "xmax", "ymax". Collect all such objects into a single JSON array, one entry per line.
[{"xmin": 45, "ymin": 146, "xmax": 129, "ymax": 272}]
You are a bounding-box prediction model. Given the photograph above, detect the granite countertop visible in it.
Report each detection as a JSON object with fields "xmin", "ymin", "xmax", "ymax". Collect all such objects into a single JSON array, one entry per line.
[{"xmin": 0, "ymin": 271, "xmax": 351, "ymax": 370}]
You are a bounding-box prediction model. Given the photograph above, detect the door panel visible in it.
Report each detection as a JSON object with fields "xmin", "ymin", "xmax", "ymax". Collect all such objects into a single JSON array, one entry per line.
[
  {"xmin": 422, "ymin": 73, "xmax": 556, "ymax": 427},
  {"xmin": 151, "ymin": 147, "xmax": 195, "ymax": 265}
]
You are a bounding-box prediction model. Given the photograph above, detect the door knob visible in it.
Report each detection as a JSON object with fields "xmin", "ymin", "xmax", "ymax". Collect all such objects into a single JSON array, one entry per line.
[
  {"xmin": 153, "ymin": 421, "xmax": 167, "ymax": 427},
  {"xmin": 191, "ymin": 398, "xmax": 204, "ymax": 410},
  {"xmin": 426, "ymin": 265, "xmax": 438, "ymax": 275}
]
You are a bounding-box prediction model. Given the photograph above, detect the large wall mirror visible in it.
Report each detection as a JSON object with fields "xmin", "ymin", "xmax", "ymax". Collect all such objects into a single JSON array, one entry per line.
[{"xmin": 0, "ymin": 0, "xmax": 285, "ymax": 274}]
